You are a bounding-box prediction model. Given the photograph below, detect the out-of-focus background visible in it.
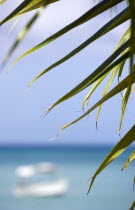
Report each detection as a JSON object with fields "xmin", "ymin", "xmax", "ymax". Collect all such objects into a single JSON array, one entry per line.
[
  {"xmin": 0, "ymin": 0, "xmax": 134, "ymax": 209},
  {"xmin": 0, "ymin": 0, "xmax": 134, "ymax": 145},
  {"xmin": 0, "ymin": 146, "xmax": 135, "ymax": 210}
]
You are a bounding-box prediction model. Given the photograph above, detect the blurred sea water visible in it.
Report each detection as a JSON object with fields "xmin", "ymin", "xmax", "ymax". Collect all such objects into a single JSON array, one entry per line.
[{"xmin": 0, "ymin": 145, "xmax": 134, "ymax": 210}]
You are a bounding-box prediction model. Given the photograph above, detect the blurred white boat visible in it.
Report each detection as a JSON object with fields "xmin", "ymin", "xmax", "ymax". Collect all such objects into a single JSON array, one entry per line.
[{"xmin": 13, "ymin": 162, "xmax": 69, "ymax": 197}]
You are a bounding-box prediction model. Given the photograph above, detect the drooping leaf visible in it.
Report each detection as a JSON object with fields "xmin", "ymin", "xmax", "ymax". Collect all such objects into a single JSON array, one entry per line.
[
  {"xmin": 12, "ymin": 7, "xmax": 129, "ymax": 84},
  {"xmin": 96, "ymin": 53, "xmax": 127, "ymax": 124},
  {"xmin": 2, "ymin": 6, "xmax": 45, "ymax": 66},
  {"xmin": 130, "ymin": 200, "xmax": 135, "ymax": 210},
  {"xmin": 95, "ymin": 28, "xmax": 130, "ymax": 124},
  {"xmin": 96, "ymin": 61, "xmax": 125, "ymax": 124},
  {"xmin": 0, "ymin": 0, "xmax": 7, "ymax": 4},
  {"xmin": 44, "ymin": 43, "xmax": 129, "ymax": 114},
  {"xmin": 118, "ymin": 60, "xmax": 127, "ymax": 82},
  {"xmin": 82, "ymin": 27, "xmax": 130, "ymax": 111},
  {"xmin": 117, "ymin": 27, "xmax": 131, "ymax": 82},
  {"xmin": 0, "ymin": 0, "xmax": 59, "ymax": 26},
  {"xmin": 113, "ymin": 27, "xmax": 130, "ymax": 52},
  {"xmin": 9, "ymin": 0, "xmax": 125, "ymax": 68},
  {"xmin": 129, "ymin": 0, "xmax": 135, "ymax": 72},
  {"xmin": 117, "ymin": 0, "xmax": 135, "ymax": 135},
  {"xmin": 121, "ymin": 150, "xmax": 135, "ymax": 171},
  {"xmin": 119, "ymin": 30, "xmax": 135, "ymax": 132},
  {"xmin": 87, "ymin": 124, "xmax": 135, "ymax": 194},
  {"xmin": 82, "ymin": 74, "xmax": 106, "ymax": 111},
  {"xmin": 133, "ymin": 177, "xmax": 135, "ymax": 191},
  {"xmin": 18, "ymin": 0, "xmax": 59, "ymax": 15},
  {"xmin": 119, "ymin": 86, "xmax": 132, "ymax": 132},
  {"xmin": 59, "ymin": 70, "xmax": 135, "ymax": 132},
  {"xmin": 0, "ymin": 0, "xmax": 33, "ymax": 26}
]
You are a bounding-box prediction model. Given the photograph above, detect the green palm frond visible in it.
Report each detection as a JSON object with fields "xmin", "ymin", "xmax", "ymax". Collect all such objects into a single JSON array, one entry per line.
[
  {"xmin": 9, "ymin": 6, "xmax": 129, "ymax": 79},
  {"xmin": 119, "ymin": 85, "xmax": 132, "ymax": 132},
  {"xmin": 44, "ymin": 44, "xmax": 129, "ymax": 114},
  {"xmin": 1, "ymin": 0, "xmax": 135, "ymax": 208},
  {"xmin": 96, "ymin": 28, "xmax": 130, "ymax": 124},
  {"xmin": 118, "ymin": 60, "xmax": 126, "ymax": 81},
  {"xmin": 0, "ymin": 0, "xmax": 59, "ymax": 26},
  {"xmin": 87, "ymin": 124, "xmax": 135, "ymax": 193},
  {"xmin": 0, "ymin": 0, "xmax": 7, "ymax": 4},
  {"xmin": 82, "ymin": 74, "xmax": 106, "ymax": 111},
  {"xmin": 59, "ymin": 71, "xmax": 135, "ymax": 132},
  {"xmin": 0, "ymin": 0, "xmax": 33, "ymax": 26},
  {"xmin": 121, "ymin": 150, "xmax": 135, "ymax": 171},
  {"xmin": 83, "ymin": 27, "xmax": 130, "ymax": 120},
  {"xmin": 82, "ymin": 27, "xmax": 130, "ymax": 111},
  {"xmin": 129, "ymin": 0, "xmax": 135, "ymax": 72},
  {"xmin": 130, "ymin": 200, "xmax": 135, "ymax": 210},
  {"xmin": 18, "ymin": 0, "xmax": 59, "ymax": 14},
  {"xmin": 2, "ymin": 6, "xmax": 45, "ymax": 66},
  {"xmin": 133, "ymin": 177, "xmax": 135, "ymax": 191},
  {"xmin": 96, "ymin": 61, "xmax": 125, "ymax": 124}
]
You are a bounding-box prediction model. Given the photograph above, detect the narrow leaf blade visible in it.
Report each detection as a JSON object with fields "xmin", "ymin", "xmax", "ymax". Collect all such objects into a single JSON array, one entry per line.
[
  {"xmin": 87, "ymin": 124, "xmax": 135, "ymax": 193},
  {"xmin": 9, "ymin": 0, "xmax": 126, "ymax": 68},
  {"xmin": 59, "ymin": 71, "xmax": 135, "ymax": 131},
  {"xmin": 121, "ymin": 150, "xmax": 135, "ymax": 171}
]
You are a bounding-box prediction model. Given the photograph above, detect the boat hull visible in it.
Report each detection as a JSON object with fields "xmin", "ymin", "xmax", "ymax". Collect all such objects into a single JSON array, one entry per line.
[{"xmin": 13, "ymin": 179, "xmax": 68, "ymax": 197}]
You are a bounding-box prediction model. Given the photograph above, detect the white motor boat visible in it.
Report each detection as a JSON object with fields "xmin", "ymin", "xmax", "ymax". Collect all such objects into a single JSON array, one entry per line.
[{"xmin": 13, "ymin": 162, "xmax": 69, "ymax": 197}]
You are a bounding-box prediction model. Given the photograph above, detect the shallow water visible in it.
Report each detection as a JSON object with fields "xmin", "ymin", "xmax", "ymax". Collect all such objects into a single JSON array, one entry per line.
[{"xmin": 0, "ymin": 146, "xmax": 134, "ymax": 210}]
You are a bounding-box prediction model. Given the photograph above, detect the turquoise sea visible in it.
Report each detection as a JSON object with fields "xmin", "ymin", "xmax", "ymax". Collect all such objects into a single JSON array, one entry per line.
[{"xmin": 0, "ymin": 146, "xmax": 134, "ymax": 210}]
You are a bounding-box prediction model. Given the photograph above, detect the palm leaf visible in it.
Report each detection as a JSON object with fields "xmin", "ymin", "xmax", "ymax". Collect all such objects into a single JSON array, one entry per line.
[
  {"xmin": 118, "ymin": 60, "xmax": 127, "ymax": 81},
  {"xmin": 2, "ymin": 7, "xmax": 45, "ymax": 66},
  {"xmin": 59, "ymin": 70, "xmax": 135, "ymax": 132},
  {"xmin": 117, "ymin": 27, "xmax": 131, "ymax": 82},
  {"xmin": 0, "ymin": 0, "xmax": 58, "ymax": 26},
  {"xmin": 129, "ymin": 0, "xmax": 135, "ymax": 72},
  {"xmin": 44, "ymin": 43, "xmax": 129, "ymax": 114},
  {"xmin": 130, "ymin": 200, "xmax": 135, "ymax": 210},
  {"xmin": 87, "ymin": 124, "xmax": 135, "ymax": 193},
  {"xmin": 82, "ymin": 27, "xmax": 130, "ymax": 111},
  {"xmin": 0, "ymin": 0, "xmax": 33, "ymax": 26},
  {"xmin": 121, "ymin": 150, "xmax": 135, "ymax": 171},
  {"xmin": 133, "ymin": 177, "xmax": 135, "ymax": 191},
  {"xmin": 118, "ymin": 0, "xmax": 135, "ymax": 135},
  {"xmin": 119, "ymin": 35, "xmax": 135, "ymax": 132},
  {"xmin": 82, "ymin": 74, "xmax": 107, "ymax": 111},
  {"xmin": 96, "ymin": 51, "xmax": 127, "ymax": 124},
  {"xmin": 96, "ymin": 61, "xmax": 125, "ymax": 124},
  {"xmin": 1, "ymin": 1, "xmax": 134, "ymax": 208},
  {"xmin": 18, "ymin": 0, "xmax": 59, "ymax": 14},
  {"xmin": 119, "ymin": 86, "xmax": 132, "ymax": 132},
  {"xmin": 8, "ymin": 0, "xmax": 125, "ymax": 68},
  {"xmin": 11, "ymin": 7, "xmax": 129, "ymax": 83},
  {"xmin": 0, "ymin": 0, "xmax": 7, "ymax": 4},
  {"xmin": 95, "ymin": 27, "xmax": 130, "ymax": 124}
]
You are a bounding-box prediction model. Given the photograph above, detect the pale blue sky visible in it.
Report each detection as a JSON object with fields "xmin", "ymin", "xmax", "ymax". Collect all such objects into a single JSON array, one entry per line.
[{"xmin": 0, "ymin": 0, "xmax": 134, "ymax": 146}]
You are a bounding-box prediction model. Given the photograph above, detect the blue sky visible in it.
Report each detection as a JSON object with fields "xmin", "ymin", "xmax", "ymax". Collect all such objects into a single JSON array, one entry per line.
[{"xmin": 0, "ymin": 0, "xmax": 134, "ymax": 146}]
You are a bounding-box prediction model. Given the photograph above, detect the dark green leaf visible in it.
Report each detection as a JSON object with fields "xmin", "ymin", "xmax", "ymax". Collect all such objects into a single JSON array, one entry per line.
[
  {"xmin": 59, "ymin": 71, "xmax": 135, "ymax": 131},
  {"xmin": 0, "ymin": 0, "xmax": 59, "ymax": 26},
  {"xmin": 45, "ymin": 43, "xmax": 129, "ymax": 113},
  {"xmin": 9, "ymin": 0, "xmax": 125, "ymax": 68},
  {"xmin": 87, "ymin": 124, "xmax": 135, "ymax": 194},
  {"xmin": 0, "ymin": 0, "xmax": 33, "ymax": 26},
  {"xmin": 130, "ymin": 200, "xmax": 135, "ymax": 210}
]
